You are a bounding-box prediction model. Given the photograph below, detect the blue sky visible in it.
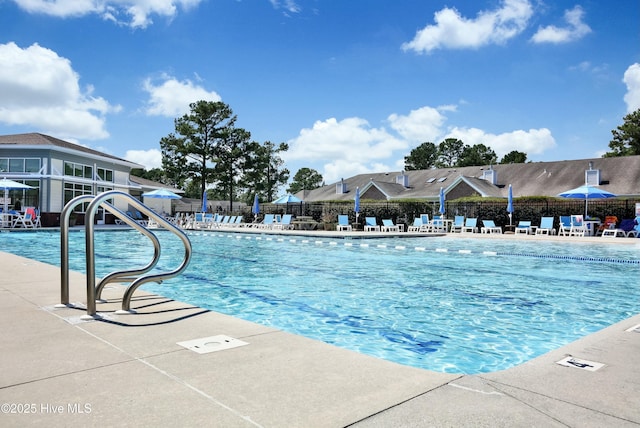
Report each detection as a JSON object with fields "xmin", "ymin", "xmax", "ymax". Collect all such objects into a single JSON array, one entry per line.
[{"xmin": 0, "ymin": 0, "xmax": 639, "ymax": 187}]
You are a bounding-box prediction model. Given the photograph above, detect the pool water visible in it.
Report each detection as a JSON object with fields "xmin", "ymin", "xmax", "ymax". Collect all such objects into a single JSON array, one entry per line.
[{"xmin": 2, "ymin": 229, "xmax": 639, "ymax": 374}]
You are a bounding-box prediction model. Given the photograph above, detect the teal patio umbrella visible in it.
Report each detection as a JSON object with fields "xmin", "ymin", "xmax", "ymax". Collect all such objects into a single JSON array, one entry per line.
[
  {"xmin": 558, "ymin": 185, "xmax": 616, "ymax": 217},
  {"xmin": 141, "ymin": 189, "xmax": 182, "ymax": 199}
]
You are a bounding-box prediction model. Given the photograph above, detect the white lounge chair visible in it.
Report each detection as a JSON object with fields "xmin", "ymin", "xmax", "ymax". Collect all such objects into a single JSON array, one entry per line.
[
  {"xmin": 450, "ymin": 216, "xmax": 465, "ymax": 233},
  {"xmin": 535, "ymin": 217, "xmax": 556, "ymax": 235},
  {"xmin": 461, "ymin": 218, "xmax": 477, "ymax": 233},
  {"xmin": 480, "ymin": 220, "xmax": 502, "ymax": 234},
  {"xmin": 364, "ymin": 217, "xmax": 380, "ymax": 232},
  {"xmin": 381, "ymin": 219, "xmax": 402, "ymax": 232},
  {"xmin": 515, "ymin": 221, "xmax": 532, "ymax": 234},
  {"xmin": 336, "ymin": 215, "xmax": 352, "ymax": 231}
]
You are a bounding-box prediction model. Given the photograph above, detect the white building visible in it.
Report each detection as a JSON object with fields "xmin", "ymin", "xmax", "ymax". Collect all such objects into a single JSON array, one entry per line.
[{"xmin": 0, "ymin": 133, "xmax": 180, "ymax": 226}]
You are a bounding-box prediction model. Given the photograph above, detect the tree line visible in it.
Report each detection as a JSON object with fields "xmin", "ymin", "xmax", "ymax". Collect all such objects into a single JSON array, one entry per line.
[{"xmin": 132, "ymin": 104, "xmax": 640, "ymax": 204}]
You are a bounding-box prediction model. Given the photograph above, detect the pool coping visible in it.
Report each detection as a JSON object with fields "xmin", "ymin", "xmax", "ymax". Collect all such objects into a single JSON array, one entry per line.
[{"xmin": 1, "ymin": 240, "xmax": 639, "ymax": 426}]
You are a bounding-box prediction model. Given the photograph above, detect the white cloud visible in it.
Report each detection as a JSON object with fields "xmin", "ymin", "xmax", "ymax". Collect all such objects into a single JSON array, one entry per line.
[
  {"xmin": 285, "ymin": 105, "xmax": 559, "ymax": 183},
  {"xmin": 531, "ymin": 5, "xmax": 591, "ymax": 44},
  {"xmin": 143, "ymin": 75, "xmax": 222, "ymax": 117},
  {"xmin": 126, "ymin": 148, "xmax": 163, "ymax": 169},
  {"xmin": 388, "ymin": 106, "xmax": 448, "ymax": 143},
  {"xmin": 12, "ymin": 0, "xmax": 203, "ymax": 28},
  {"xmin": 0, "ymin": 42, "xmax": 119, "ymax": 140},
  {"xmin": 445, "ymin": 127, "xmax": 556, "ymax": 157},
  {"xmin": 284, "ymin": 117, "xmax": 406, "ymax": 183},
  {"xmin": 623, "ymin": 63, "xmax": 640, "ymax": 113},
  {"xmin": 402, "ymin": 0, "xmax": 533, "ymax": 53},
  {"xmin": 269, "ymin": 0, "xmax": 300, "ymax": 14}
]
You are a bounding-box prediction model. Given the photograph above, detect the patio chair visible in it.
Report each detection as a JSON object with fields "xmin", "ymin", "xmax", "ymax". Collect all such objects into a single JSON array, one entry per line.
[
  {"xmin": 336, "ymin": 215, "xmax": 352, "ymax": 231},
  {"xmin": 461, "ymin": 218, "xmax": 477, "ymax": 233},
  {"xmin": 273, "ymin": 214, "xmax": 294, "ymax": 230},
  {"xmin": 430, "ymin": 215, "xmax": 447, "ymax": 233},
  {"xmin": 480, "ymin": 220, "xmax": 502, "ymax": 234},
  {"xmin": 570, "ymin": 215, "xmax": 586, "ymax": 237},
  {"xmin": 381, "ymin": 218, "xmax": 401, "ymax": 232},
  {"xmin": 558, "ymin": 216, "xmax": 572, "ymax": 236},
  {"xmin": 258, "ymin": 213, "xmax": 275, "ymax": 229},
  {"xmin": 14, "ymin": 211, "xmax": 35, "ymax": 228},
  {"xmin": 364, "ymin": 217, "xmax": 380, "ymax": 232},
  {"xmin": 515, "ymin": 221, "xmax": 532, "ymax": 234},
  {"xmin": 407, "ymin": 217, "xmax": 423, "ymax": 232},
  {"xmin": 596, "ymin": 216, "xmax": 618, "ymax": 236},
  {"xmin": 450, "ymin": 216, "xmax": 465, "ymax": 233},
  {"xmin": 616, "ymin": 218, "xmax": 639, "ymax": 237},
  {"xmin": 535, "ymin": 217, "xmax": 556, "ymax": 235}
]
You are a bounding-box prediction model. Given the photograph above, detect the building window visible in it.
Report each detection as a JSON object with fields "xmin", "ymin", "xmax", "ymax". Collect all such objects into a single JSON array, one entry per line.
[
  {"xmin": 97, "ymin": 167, "xmax": 114, "ymax": 182},
  {"xmin": 64, "ymin": 183, "xmax": 92, "ymax": 212},
  {"xmin": 64, "ymin": 161, "xmax": 93, "ymax": 179},
  {"xmin": 0, "ymin": 157, "xmax": 41, "ymax": 173}
]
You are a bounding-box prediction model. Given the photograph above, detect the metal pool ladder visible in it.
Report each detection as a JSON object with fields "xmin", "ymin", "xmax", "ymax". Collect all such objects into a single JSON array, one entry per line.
[{"xmin": 59, "ymin": 190, "xmax": 192, "ymax": 319}]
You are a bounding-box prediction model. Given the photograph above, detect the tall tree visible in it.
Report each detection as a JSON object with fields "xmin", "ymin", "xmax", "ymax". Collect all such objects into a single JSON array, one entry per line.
[
  {"xmin": 160, "ymin": 133, "xmax": 190, "ymax": 189},
  {"xmin": 458, "ymin": 144, "xmax": 497, "ymax": 167},
  {"xmin": 213, "ymin": 127, "xmax": 251, "ymax": 211},
  {"xmin": 241, "ymin": 141, "xmax": 290, "ymax": 203},
  {"xmin": 500, "ymin": 150, "xmax": 528, "ymax": 164},
  {"xmin": 288, "ymin": 168, "xmax": 323, "ymax": 194},
  {"xmin": 161, "ymin": 100, "xmax": 236, "ymax": 198},
  {"xmin": 404, "ymin": 142, "xmax": 438, "ymax": 170},
  {"xmin": 604, "ymin": 108, "xmax": 640, "ymax": 157},
  {"xmin": 436, "ymin": 138, "xmax": 465, "ymax": 168}
]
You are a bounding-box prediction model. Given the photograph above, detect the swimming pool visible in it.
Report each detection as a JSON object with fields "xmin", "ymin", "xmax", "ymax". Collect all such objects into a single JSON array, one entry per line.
[{"xmin": 2, "ymin": 229, "xmax": 639, "ymax": 374}]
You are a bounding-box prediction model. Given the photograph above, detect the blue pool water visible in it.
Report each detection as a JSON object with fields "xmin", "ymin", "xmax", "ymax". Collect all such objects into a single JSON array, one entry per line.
[{"xmin": 2, "ymin": 229, "xmax": 639, "ymax": 374}]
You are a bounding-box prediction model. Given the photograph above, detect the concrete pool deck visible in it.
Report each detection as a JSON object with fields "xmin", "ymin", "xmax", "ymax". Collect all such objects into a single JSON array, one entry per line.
[{"xmin": 1, "ymin": 229, "xmax": 639, "ymax": 427}]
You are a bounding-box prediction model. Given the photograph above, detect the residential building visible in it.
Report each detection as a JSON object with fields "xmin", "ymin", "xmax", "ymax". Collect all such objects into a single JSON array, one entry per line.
[{"xmin": 301, "ymin": 156, "xmax": 640, "ymax": 202}]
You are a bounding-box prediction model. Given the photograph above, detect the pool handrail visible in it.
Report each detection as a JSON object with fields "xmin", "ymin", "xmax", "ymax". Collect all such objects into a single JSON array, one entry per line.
[{"xmin": 60, "ymin": 191, "xmax": 192, "ymax": 318}]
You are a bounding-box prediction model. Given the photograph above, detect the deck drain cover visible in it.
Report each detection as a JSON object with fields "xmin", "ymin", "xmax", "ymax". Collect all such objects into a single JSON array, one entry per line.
[
  {"xmin": 177, "ymin": 335, "xmax": 248, "ymax": 354},
  {"xmin": 556, "ymin": 356, "xmax": 605, "ymax": 372}
]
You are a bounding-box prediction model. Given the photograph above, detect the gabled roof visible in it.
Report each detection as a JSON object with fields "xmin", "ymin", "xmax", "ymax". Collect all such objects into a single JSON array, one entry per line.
[
  {"xmin": 302, "ymin": 155, "xmax": 640, "ymax": 201},
  {"xmin": 0, "ymin": 133, "xmax": 143, "ymax": 168}
]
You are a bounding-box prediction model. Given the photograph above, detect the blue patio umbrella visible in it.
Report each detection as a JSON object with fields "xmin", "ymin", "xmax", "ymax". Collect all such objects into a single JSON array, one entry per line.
[
  {"xmin": 141, "ymin": 188, "xmax": 182, "ymax": 199},
  {"xmin": 558, "ymin": 184, "xmax": 616, "ymax": 217},
  {"xmin": 273, "ymin": 193, "xmax": 303, "ymax": 204},
  {"xmin": 201, "ymin": 189, "xmax": 208, "ymax": 213},
  {"xmin": 252, "ymin": 194, "xmax": 260, "ymax": 219},
  {"xmin": 507, "ymin": 184, "xmax": 514, "ymax": 226},
  {"xmin": 438, "ymin": 187, "xmax": 445, "ymax": 215}
]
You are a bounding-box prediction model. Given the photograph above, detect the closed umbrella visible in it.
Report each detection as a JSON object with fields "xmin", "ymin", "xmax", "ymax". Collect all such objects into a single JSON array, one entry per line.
[
  {"xmin": 0, "ymin": 178, "xmax": 33, "ymax": 213},
  {"xmin": 558, "ymin": 185, "xmax": 616, "ymax": 217},
  {"xmin": 438, "ymin": 187, "xmax": 445, "ymax": 215},
  {"xmin": 202, "ymin": 190, "xmax": 208, "ymax": 213},
  {"xmin": 507, "ymin": 184, "xmax": 514, "ymax": 226},
  {"xmin": 354, "ymin": 187, "xmax": 360, "ymax": 224},
  {"xmin": 252, "ymin": 194, "xmax": 260, "ymax": 220}
]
